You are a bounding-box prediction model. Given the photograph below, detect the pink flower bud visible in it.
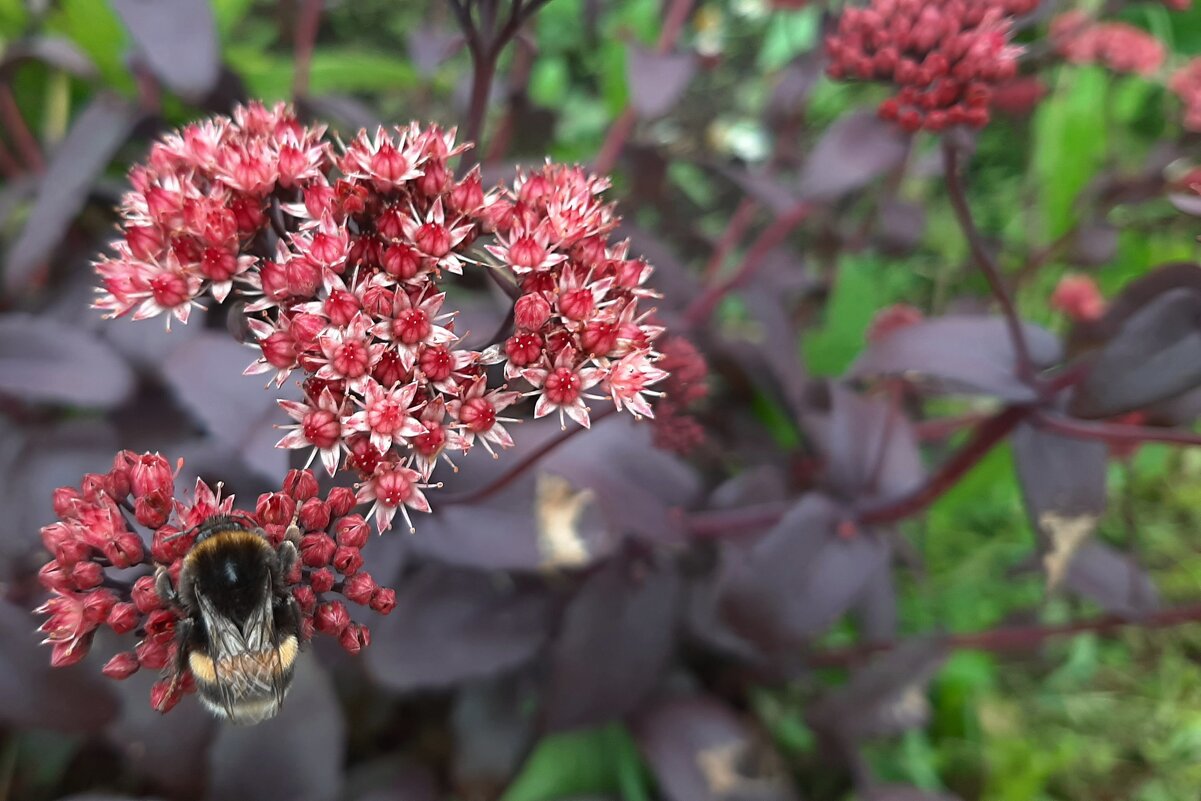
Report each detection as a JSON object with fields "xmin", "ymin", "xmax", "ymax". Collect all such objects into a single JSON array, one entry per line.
[
  {"xmin": 135, "ymin": 489, "xmax": 172, "ymax": 529},
  {"xmin": 298, "ymin": 498, "xmax": 331, "ymax": 532},
  {"xmin": 504, "ymin": 333, "xmax": 543, "ymax": 367},
  {"xmin": 106, "ymin": 533, "xmax": 145, "ymax": 569},
  {"xmin": 50, "ymin": 639, "xmax": 91, "ymax": 668},
  {"xmin": 283, "ymin": 469, "xmax": 319, "ymax": 501},
  {"xmin": 136, "ymin": 638, "xmax": 171, "ymax": 670},
  {"xmin": 326, "ymin": 487, "xmax": 357, "ymax": 517},
  {"xmin": 52, "ymin": 488, "xmax": 82, "ymax": 518},
  {"xmin": 334, "ymin": 515, "xmax": 369, "ymax": 549},
  {"xmin": 71, "ymin": 561, "xmax": 103, "ymax": 591},
  {"xmin": 102, "ymin": 651, "xmax": 141, "ymax": 679},
  {"xmin": 83, "ymin": 590, "xmax": 117, "ymax": 625},
  {"xmin": 338, "ymin": 622, "xmax": 370, "ymax": 654},
  {"xmin": 369, "ymin": 587, "xmax": 397, "ymax": 615},
  {"xmin": 300, "ymin": 534, "xmax": 336, "ymax": 567},
  {"xmin": 38, "ymin": 561, "xmax": 72, "ymax": 592},
  {"xmin": 293, "ymin": 585, "xmax": 317, "ymax": 614},
  {"xmin": 314, "ymin": 601, "xmax": 350, "ymax": 636},
  {"xmin": 130, "ymin": 453, "xmax": 175, "ymax": 499},
  {"xmin": 309, "ymin": 568, "xmax": 335, "ymax": 594},
  {"xmin": 132, "ymin": 575, "xmax": 164, "ymax": 613},
  {"xmin": 333, "ymin": 546, "xmax": 364, "ymax": 576},
  {"xmin": 515, "ymin": 293, "xmax": 552, "ymax": 330},
  {"xmin": 107, "ymin": 602, "xmax": 141, "ymax": 634},
  {"xmin": 150, "ymin": 678, "xmax": 184, "ymax": 713},
  {"xmin": 343, "ymin": 572, "xmax": 376, "ymax": 605},
  {"xmin": 256, "ymin": 492, "xmax": 297, "ymax": 527}
]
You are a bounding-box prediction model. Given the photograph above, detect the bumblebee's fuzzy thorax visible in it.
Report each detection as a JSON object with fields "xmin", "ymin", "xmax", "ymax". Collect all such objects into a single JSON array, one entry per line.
[{"xmin": 159, "ymin": 516, "xmax": 302, "ymax": 726}]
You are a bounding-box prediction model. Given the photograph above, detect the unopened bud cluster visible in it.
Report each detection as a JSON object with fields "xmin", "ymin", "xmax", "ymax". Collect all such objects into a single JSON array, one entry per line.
[
  {"xmin": 36, "ymin": 454, "xmax": 394, "ymax": 712},
  {"xmin": 825, "ymin": 0, "xmax": 1036, "ymax": 131}
]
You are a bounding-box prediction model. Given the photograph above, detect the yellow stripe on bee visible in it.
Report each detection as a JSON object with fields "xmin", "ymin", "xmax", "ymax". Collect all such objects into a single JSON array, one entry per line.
[
  {"xmin": 184, "ymin": 529, "xmax": 270, "ymax": 566},
  {"xmin": 188, "ymin": 635, "xmax": 299, "ymax": 687}
]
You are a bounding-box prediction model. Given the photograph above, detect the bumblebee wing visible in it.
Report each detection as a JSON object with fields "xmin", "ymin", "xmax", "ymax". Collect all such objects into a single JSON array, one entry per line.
[
  {"xmin": 240, "ymin": 578, "xmax": 289, "ymax": 709},
  {"xmin": 195, "ymin": 592, "xmax": 247, "ymax": 720}
]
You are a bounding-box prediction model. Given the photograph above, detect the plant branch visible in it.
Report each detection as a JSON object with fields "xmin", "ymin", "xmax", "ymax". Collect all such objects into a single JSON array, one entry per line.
[
  {"xmin": 685, "ymin": 501, "xmax": 795, "ymax": 538},
  {"xmin": 292, "ymin": 0, "xmax": 324, "ymax": 99},
  {"xmin": 1033, "ymin": 411, "xmax": 1201, "ymax": 448},
  {"xmin": 941, "ymin": 139, "xmax": 1033, "ymax": 384},
  {"xmin": 808, "ymin": 601, "xmax": 1201, "ymax": 668},
  {"xmin": 855, "ymin": 404, "xmax": 1030, "ymax": 525},
  {"xmin": 0, "ymin": 84, "xmax": 42, "ymax": 172},
  {"xmin": 683, "ymin": 201, "xmax": 812, "ymax": 326},
  {"xmin": 700, "ymin": 197, "xmax": 757, "ymax": 285},
  {"xmin": 438, "ymin": 405, "xmax": 617, "ymax": 506}
]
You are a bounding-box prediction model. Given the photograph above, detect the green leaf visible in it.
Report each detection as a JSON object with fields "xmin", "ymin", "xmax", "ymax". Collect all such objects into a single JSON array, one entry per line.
[
  {"xmin": 536, "ymin": 0, "xmax": 586, "ymax": 54},
  {"xmin": 501, "ymin": 724, "xmax": 650, "ymax": 801},
  {"xmin": 757, "ymin": 7, "xmax": 820, "ymax": 72},
  {"xmin": 44, "ymin": 0, "xmax": 131, "ymax": 92},
  {"xmin": 1031, "ymin": 66, "xmax": 1109, "ymax": 239},
  {"xmin": 529, "ymin": 56, "xmax": 569, "ymax": 107},
  {"xmin": 802, "ymin": 254, "xmax": 881, "ymax": 377},
  {"xmin": 228, "ymin": 47, "xmax": 419, "ymax": 100},
  {"xmin": 212, "ymin": 0, "xmax": 256, "ymax": 41},
  {"xmin": 0, "ymin": 0, "xmax": 28, "ymax": 38}
]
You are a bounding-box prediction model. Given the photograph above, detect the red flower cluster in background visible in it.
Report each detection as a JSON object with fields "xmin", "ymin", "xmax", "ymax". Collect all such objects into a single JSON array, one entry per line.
[
  {"xmin": 1171, "ymin": 58, "xmax": 1201, "ymax": 131},
  {"xmin": 1050, "ymin": 12, "xmax": 1165, "ymax": 76},
  {"xmin": 93, "ymin": 103, "xmax": 668, "ymax": 532},
  {"xmin": 37, "ymin": 452, "xmax": 391, "ymax": 712},
  {"xmin": 825, "ymin": 0, "xmax": 1037, "ymax": 132}
]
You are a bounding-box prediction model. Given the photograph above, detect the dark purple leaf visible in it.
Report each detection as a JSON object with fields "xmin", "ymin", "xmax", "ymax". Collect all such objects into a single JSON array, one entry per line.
[
  {"xmin": 206, "ymin": 658, "xmax": 343, "ymax": 801},
  {"xmin": 0, "ymin": 599, "xmax": 120, "ymax": 732},
  {"xmin": 1065, "ymin": 541, "xmax": 1159, "ymax": 617},
  {"xmin": 877, "ymin": 199, "xmax": 926, "ymax": 254},
  {"xmin": 627, "ymin": 44, "xmax": 697, "ymax": 119},
  {"xmin": 364, "ymin": 565, "xmax": 551, "ymax": 692},
  {"xmin": 105, "ymin": 667, "xmax": 216, "ymax": 797},
  {"xmin": 160, "ymin": 332, "xmax": 294, "ymax": 481},
  {"xmin": 1069, "ymin": 262, "xmax": 1201, "ymax": 353},
  {"xmin": 805, "ymin": 384, "xmax": 923, "ymax": 500},
  {"xmin": 718, "ymin": 164, "xmax": 801, "ymax": 215},
  {"xmin": 3, "ymin": 93, "xmax": 138, "ymax": 295},
  {"xmin": 797, "ymin": 109, "xmax": 909, "ymax": 200},
  {"xmin": 807, "ymin": 639, "xmax": 948, "ymax": 743},
  {"xmin": 111, "ymin": 0, "xmax": 219, "ymax": 99},
  {"xmin": 542, "ymin": 556, "xmax": 681, "ymax": 731},
  {"xmin": 1013, "ymin": 423, "xmax": 1108, "ymax": 591},
  {"xmin": 0, "ymin": 36, "xmax": 97, "ymax": 78},
  {"xmin": 1070, "ymin": 288, "xmax": 1201, "ymax": 419},
  {"xmin": 864, "ymin": 787, "xmax": 963, "ymax": 801},
  {"xmin": 849, "ymin": 316, "xmax": 1062, "ymax": 402},
  {"xmin": 634, "ymin": 695, "xmax": 798, "ymax": 801},
  {"xmin": 767, "ymin": 51, "xmax": 825, "ymax": 120},
  {"xmin": 717, "ymin": 494, "xmax": 890, "ymax": 650},
  {"xmin": 852, "ymin": 553, "xmax": 898, "ymax": 643},
  {"xmin": 406, "ymin": 24, "xmax": 463, "ymax": 75},
  {"xmin": 742, "ymin": 288, "xmax": 810, "ymax": 418},
  {"xmin": 452, "ymin": 674, "xmax": 537, "ymax": 795},
  {"xmin": 0, "ymin": 313, "xmax": 134, "ymax": 408},
  {"xmin": 1068, "ymin": 222, "xmax": 1117, "ymax": 267},
  {"xmin": 298, "ymin": 94, "xmax": 382, "ymax": 131}
]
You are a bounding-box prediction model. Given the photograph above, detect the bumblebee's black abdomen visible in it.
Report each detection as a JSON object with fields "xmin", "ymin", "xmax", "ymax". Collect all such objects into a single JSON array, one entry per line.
[{"xmin": 184, "ymin": 529, "xmax": 273, "ymax": 624}]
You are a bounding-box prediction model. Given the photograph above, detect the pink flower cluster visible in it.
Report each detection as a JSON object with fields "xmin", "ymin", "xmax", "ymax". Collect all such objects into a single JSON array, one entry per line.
[
  {"xmin": 1172, "ymin": 59, "xmax": 1201, "ymax": 131},
  {"xmin": 825, "ymin": 0, "xmax": 1036, "ymax": 132},
  {"xmin": 1050, "ymin": 12, "xmax": 1165, "ymax": 77},
  {"xmin": 36, "ymin": 452, "xmax": 393, "ymax": 713},
  {"xmin": 93, "ymin": 103, "xmax": 668, "ymax": 532}
]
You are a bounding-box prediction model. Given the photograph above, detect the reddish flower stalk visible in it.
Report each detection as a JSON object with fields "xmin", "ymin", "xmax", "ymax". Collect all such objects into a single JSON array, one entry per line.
[
  {"xmin": 93, "ymin": 102, "xmax": 670, "ymax": 532},
  {"xmin": 37, "ymin": 453, "xmax": 392, "ymax": 713}
]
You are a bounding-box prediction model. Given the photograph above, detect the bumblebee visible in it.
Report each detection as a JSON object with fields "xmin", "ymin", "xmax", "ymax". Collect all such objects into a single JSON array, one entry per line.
[{"xmin": 155, "ymin": 514, "xmax": 302, "ymax": 725}]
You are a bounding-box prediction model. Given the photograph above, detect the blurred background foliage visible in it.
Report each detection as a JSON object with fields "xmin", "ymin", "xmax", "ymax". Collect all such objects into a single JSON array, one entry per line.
[{"xmin": 6, "ymin": 1, "xmax": 1201, "ymax": 800}]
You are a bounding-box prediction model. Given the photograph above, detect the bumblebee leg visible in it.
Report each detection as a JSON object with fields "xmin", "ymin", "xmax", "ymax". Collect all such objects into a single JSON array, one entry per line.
[
  {"xmin": 277, "ymin": 540, "xmax": 299, "ymax": 582},
  {"xmin": 154, "ymin": 565, "xmax": 178, "ymax": 606}
]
